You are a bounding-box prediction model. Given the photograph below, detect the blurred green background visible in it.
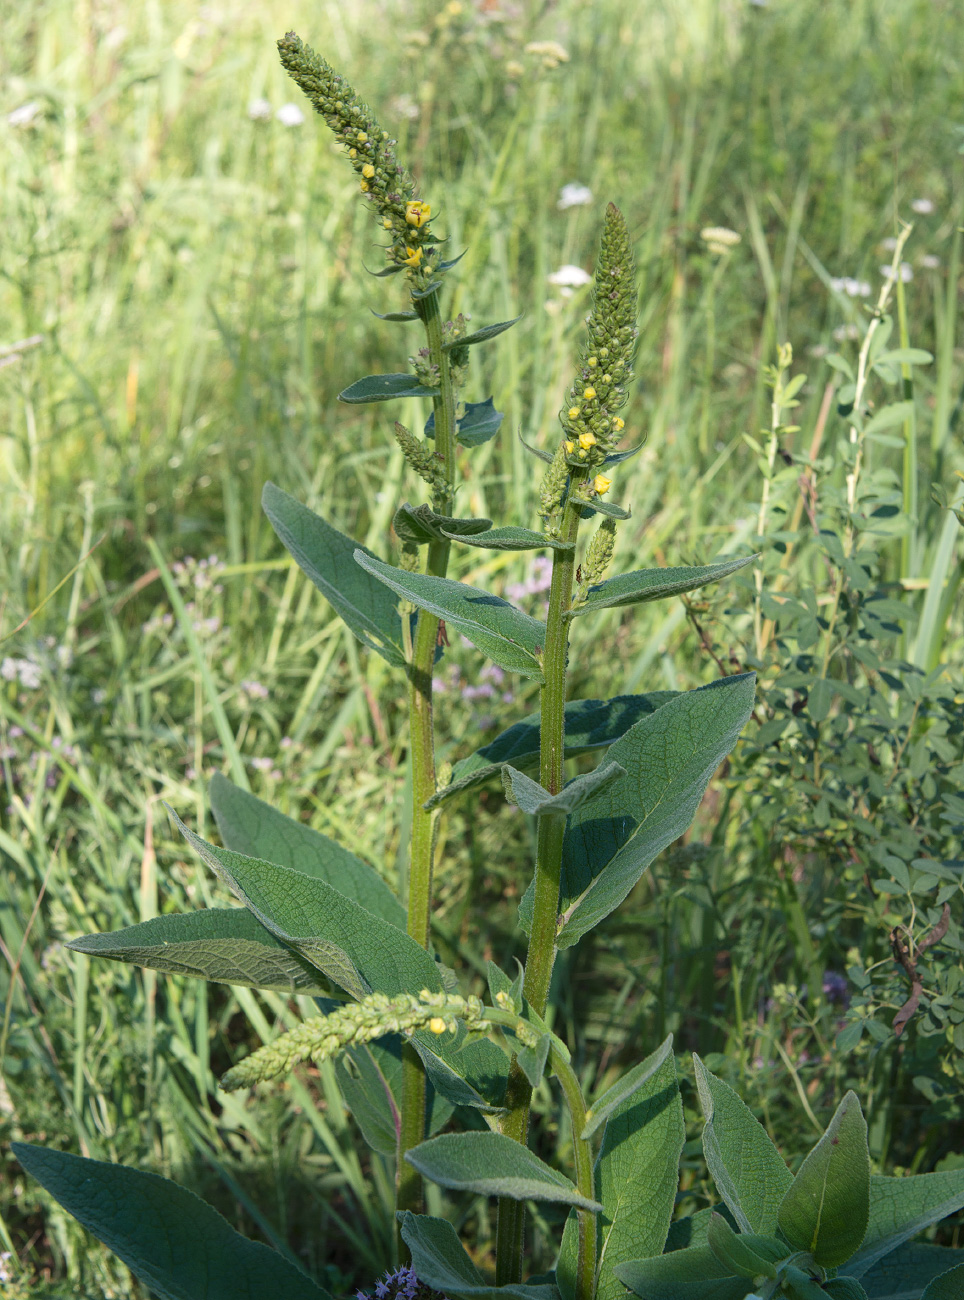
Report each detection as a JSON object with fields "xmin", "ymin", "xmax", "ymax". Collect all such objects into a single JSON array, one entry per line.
[{"xmin": 1, "ymin": 0, "xmax": 962, "ymax": 1293}]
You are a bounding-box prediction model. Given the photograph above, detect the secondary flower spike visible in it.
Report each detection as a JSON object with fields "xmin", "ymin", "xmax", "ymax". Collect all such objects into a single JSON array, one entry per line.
[{"xmin": 277, "ymin": 31, "xmax": 436, "ymax": 281}]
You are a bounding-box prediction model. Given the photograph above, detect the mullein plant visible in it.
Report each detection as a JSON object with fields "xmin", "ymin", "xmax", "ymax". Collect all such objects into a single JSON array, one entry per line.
[{"xmin": 13, "ymin": 32, "xmax": 964, "ymax": 1300}]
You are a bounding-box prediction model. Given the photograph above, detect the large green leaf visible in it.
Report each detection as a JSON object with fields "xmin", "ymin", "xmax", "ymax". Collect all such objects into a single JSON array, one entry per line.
[
  {"xmin": 425, "ymin": 396, "xmax": 504, "ymax": 447},
  {"xmin": 777, "ymin": 1091, "xmax": 870, "ymax": 1267},
  {"xmin": 445, "ymin": 526, "xmax": 575, "ymax": 552},
  {"xmin": 705, "ymin": 1215, "xmax": 784, "ymax": 1280},
  {"xmin": 856, "ymin": 1243, "xmax": 964, "ymax": 1299},
  {"xmin": 568, "ymin": 557, "xmax": 754, "ymax": 618},
  {"xmin": 12, "ymin": 1144, "xmax": 331, "ymax": 1300},
  {"xmin": 847, "ymin": 1170, "xmax": 964, "ymax": 1277},
  {"xmin": 338, "ymin": 372, "xmax": 438, "ymax": 402},
  {"xmin": 595, "ymin": 1052, "xmax": 685, "ymax": 1300},
  {"xmin": 427, "ymin": 693, "xmax": 679, "ymax": 809},
  {"xmin": 502, "ymin": 760, "xmax": 626, "ymax": 818},
  {"xmin": 614, "ymin": 1245, "xmax": 753, "ymax": 1300},
  {"xmin": 336, "ymin": 1037, "xmax": 453, "ymax": 1158},
  {"xmin": 66, "ymin": 908, "xmax": 329, "ymax": 994},
  {"xmin": 354, "ymin": 552, "xmax": 547, "ymax": 680},
  {"xmin": 822, "ymin": 1280, "xmax": 869, "ymax": 1300},
  {"xmin": 922, "ymin": 1263, "xmax": 964, "ymax": 1300},
  {"xmin": 170, "ymin": 810, "xmax": 442, "ymax": 1002},
  {"xmin": 582, "ymin": 1035, "xmax": 675, "ymax": 1141},
  {"xmin": 400, "ymin": 1213, "xmax": 559, "ymax": 1300},
  {"xmin": 553, "ymin": 675, "xmax": 756, "ymax": 948},
  {"xmin": 405, "ymin": 1132, "xmax": 603, "ymax": 1212},
  {"xmin": 693, "ymin": 1055, "xmax": 793, "ymax": 1235},
  {"xmin": 393, "ymin": 502, "xmax": 493, "ymax": 546},
  {"xmin": 411, "ymin": 1028, "xmax": 510, "ymax": 1113},
  {"xmin": 262, "ymin": 482, "xmax": 406, "ymax": 667},
  {"xmin": 210, "ymin": 773, "xmax": 404, "ymax": 929}
]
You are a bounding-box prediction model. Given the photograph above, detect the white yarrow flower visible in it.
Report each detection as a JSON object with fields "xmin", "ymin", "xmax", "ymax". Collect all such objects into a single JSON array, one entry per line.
[
  {"xmin": 557, "ymin": 182, "xmax": 594, "ymax": 210},
  {"xmin": 919, "ymin": 253, "xmax": 940, "ymax": 270},
  {"xmin": 911, "ymin": 197, "xmax": 935, "ymax": 214},
  {"xmin": 547, "ymin": 264, "xmax": 592, "ymax": 288},
  {"xmin": 275, "ymin": 102, "xmax": 305, "ymax": 127},
  {"xmin": 247, "ymin": 97, "xmax": 272, "ymax": 121},
  {"xmin": 879, "ymin": 262, "xmax": 914, "ymax": 283}
]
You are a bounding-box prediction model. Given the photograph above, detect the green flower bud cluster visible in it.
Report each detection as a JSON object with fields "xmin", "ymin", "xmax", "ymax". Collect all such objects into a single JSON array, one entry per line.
[
  {"xmin": 559, "ymin": 203, "xmax": 637, "ymax": 471},
  {"xmin": 277, "ymin": 32, "xmax": 437, "ymax": 283},
  {"xmin": 573, "ymin": 517, "xmax": 617, "ymax": 605},
  {"xmin": 392, "ymin": 421, "xmax": 446, "ymax": 494},
  {"xmin": 220, "ymin": 989, "xmax": 487, "ymax": 1092},
  {"xmin": 539, "ymin": 441, "xmax": 570, "ymax": 532}
]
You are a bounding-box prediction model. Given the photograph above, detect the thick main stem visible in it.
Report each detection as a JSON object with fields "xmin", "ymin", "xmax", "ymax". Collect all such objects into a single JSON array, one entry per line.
[
  {"xmin": 496, "ymin": 493, "xmax": 582, "ymax": 1284},
  {"xmin": 397, "ymin": 287, "xmax": 458, "ymax": 1224}
]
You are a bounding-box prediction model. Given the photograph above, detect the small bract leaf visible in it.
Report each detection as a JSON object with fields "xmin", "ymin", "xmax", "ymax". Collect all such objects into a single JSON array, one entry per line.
[
  {"xmin": 411, "ymin": 1030, "xmax": 510, "ymax": 1114},
  {"xmin": 603, "ymin": 442, "xmax": 645, "ymax": 466},
  {"xmin": 405, "ymin": 1132, "xmax": 603, "ymax": 1212},
  {"xmin": 502, "ymin": 760, "xmax": 626, "ymax": 817},
  {"xmin": 262, "ymin": 482, "xmax": 406, "ymax": 667},
  {"xmin": 821, "ymin": 1279, "xmax": 868, "ymax": 1300},
  {"xmin": 519, "ymin": 432, "xmax": 555, "ymax": 463},
  {"xmin": 516, "ymin": 1033, "xmax": 552, "ymax": 1088},
  {"xmin": 371, "ymin": 309, "xmax": 419, "ymax": 321},
  {"xmin": 705, "ymin": 1214, "xmax": 782, "ymax": 1279},
  {"xmin": 568, "ymin": 557, "xmax": 755, "ymax": 618},
  {"xmin": 399, "ymin": 1213, "xmax": 559, "ymax": 1300},
  {"xmin": 777, "ymin": 1090, "xmax": 870, "ymax": 1267},
  {"xmin": 443, "ymin": 525, "xmax": 576, "ymax": 552},
  {"xmin": 574, "ymin": 496, "xmax": 631, "ymax": 520},
  {"xmin": 443, "ymin": 316, "xmax": 522, "ymax": 349},
  {"xmin": 338, "ymin": 372, "xmax": 439, "ymax": 402},
  {"xmin": 614, "ymin": 1245, "xmax": 753, "ymax": 1300},
  {"xmin": 12, "ymin": 1144, "xmax": 332, "ymax": 1300},
  {"xmin": 393, "ymin": 502, "xmax": 493, "ymax": 546},
  {"xmin": 354, "ymin": 551, "xmax": 547, "ymax": 680},
  {"xmin": 581, "ymin": 1035, "xmax": 674, "ymax": 1140},
  {"xmin": 426, "ymin": 396, "xmax": 505, "ymax": 447}
]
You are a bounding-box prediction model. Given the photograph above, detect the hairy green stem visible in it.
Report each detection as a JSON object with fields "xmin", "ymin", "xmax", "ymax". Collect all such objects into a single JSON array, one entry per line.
[
  {"xmin": 397, "ymin": 287, "xmax": 458, "ymax": 1224},
  {"xmin": 496, "ymin": 491, "xmax": 583, "ymax": 1284}
]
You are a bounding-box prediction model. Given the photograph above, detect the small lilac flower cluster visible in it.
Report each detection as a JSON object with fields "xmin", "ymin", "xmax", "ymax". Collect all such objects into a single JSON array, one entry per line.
[
  {"xmin": 356, "ymin": 1266, "xmax": 448, "ymax": 1300},
  {"xmin": 171, "ymin": 554, "xmax": 225, "ymax": 594}
]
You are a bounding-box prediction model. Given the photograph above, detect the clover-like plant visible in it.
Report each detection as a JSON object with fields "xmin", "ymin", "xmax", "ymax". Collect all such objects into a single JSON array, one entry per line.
[{"xmin": 12, "ymin": 30, "xmax": 964, "ymax": 1300}]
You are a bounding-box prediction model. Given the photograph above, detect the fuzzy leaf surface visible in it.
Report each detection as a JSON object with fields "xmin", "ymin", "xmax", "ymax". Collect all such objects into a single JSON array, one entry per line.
[
  {"xmin": 568, "ymin": 558, "xmax": 755, "ymax": 618},
  {"xmin": 778, "ymin": 1090, "xmax": 870, "ymax": 1266},
  {"xmin": 336, "ymin": 1037, "xmax": 452, "ymax": 1158},
  {"xmin": 406, "ymin": 1133, "xmax": 603, "ymax": 1211},
  {"xmin": 823, "ymin": 1281, "xmax": 869, "ymax": 1300},
  {"xmin": 411, "ymin": 1029, "xmax": 510, "ymax": 1113},
  {"xmin": 170, "ymin": 810, "xmax": 442, "ymax": 1001},
  {"xmin": 705, "ymin": 1215, "xmax": 783, "ymax": 1279},
  {"xmin": 614, "ymin": 1246, "xmax": 753, "ymax": 1300},
  {"xmin": 444, "ymin": 526, "xmax": 575, "ymax": 552},
  {"xmin": 693, "ymin": 1055, "xmax": 793, "ymax": 1235},
  {"xmin": 555, "ymin": 676, "xmax": 756, "ymax": 948},
  {"xmin": 582, "ymin": 1035, "xmax": 675, "ymax": 1140},
  {"xmin": 354, "ymin": 552, "xmax": 546, "ymax": 680},
  {"xmin": 847, "ymin": 1170, "xmax": 964, "ymax": 1277},
  {"xmin": 262, "ymin": 483, "xmax": 405, "ymax": 667},
  {"xmin": 425, "ymin": 396, "xmax": 504, "ymax": 447},
  {"xmin": 399, "ymin": 1213, "xmax": 559, "ymax": 1300},
  {"xmin": 856, "ymin": 1243, "xmax": 964, "ymax": 1299},
  {"xmin": 338, "ymin": 373, "xmax": 438, "ymax": 402},
  {"xmin": 921, "ymin": 1263, "xmax": 964, "ymax": 1300},
  {"xmin": 443, "ymin": 316, "xmax": 523, "ymax": 349},
  {"xmin": 66, "ymin": 909, "xmax": 329, "ymax": 994},
  {"xmin": 12, "ymin": 1144, "xmax": 331, "ymax": 1300},
  {"xmin": 429, "ymin": 693, "xmax": 679, "ymax": 810},
  {"xmin": 595, "ymin": 1052, "xmax": 684, "ymax": 1300},
  {"xmin": 502, "ymin": 760, "xmax": 626, "ymax": 818},
  {"xmin": 393, "ymin": 503, "xmax": 493, "ymax": 546},
  {"xmin": 210, "ymin": 773, "xmax": 404, "ymax": 928}
]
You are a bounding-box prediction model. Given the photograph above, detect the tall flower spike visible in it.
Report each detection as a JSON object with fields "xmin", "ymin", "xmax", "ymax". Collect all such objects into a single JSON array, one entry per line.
[
  {"xmin": 219, "ymin": 990, "xmax": 486, "ymax": 1091},
  {"xmin": 560, "ymin": 203, "xmax": 638, "ymax": 470},
  {"xmin": 277, "ymin": 32, "xmax": 436, "ymax": 282}
]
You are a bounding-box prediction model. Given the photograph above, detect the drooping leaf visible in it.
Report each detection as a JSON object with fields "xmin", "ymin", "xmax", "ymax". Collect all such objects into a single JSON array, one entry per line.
[
  {"xmin": 405, "ymin": 1132, "xmax": 603, "ymax": 1212},
  {"xmin": 400, "ymin": 1213, "xmax": 559, "ymax": 1300},
  {"xmin": 692, "ymin": 1055, "xmax": 793, "ymax": 1235},
  {"xmin": 553, "ymin": 676, "xmax": 756, "ymax": 947},
  {"xmin": 502, "ymin": 760, "xmax": 626, "ymax": 818},
  {"xmin": 595, "ymin": 1052, "xmax": 685, "ymax": 1300},
  {"xmin": 262, "ymin": 482, "xmax": 406, "ymax": 667},
  {"xmin": 614, "ymin": 1245, "xmax": 753, "ymax": 1300},
  {"xmin": 443, "ymin": 317, "xmax": 523, "ymax": 350},
  {"xmin": 581, "ymin": 1035, "xmax": 674, "ymax": 1140},
  {"xmin": 444, "ymin": 525, "xmax": 575, "ymax": 552},
  {"xmin": 66, "ymin": 908, "xmax": 329, "ymax": 994},
  {"xmin": 519, "ymin": 433, "xmax": 555, "ymax": 463},
  {"xmin": 427, "ymin": 692, "xmax": 679, "ymax": 810},
  {"xmin": 568, "ymin": 558, "xmax": 754, "ymax": 619},
  {"xmin": 354, "ymin": 551, "xmax": 546, "ymax": 680},
  {"xmin": 705, "ymin": 1215, "xmax": 784, "ymax": 1279},
  {"xmin": 856, "ymin": 1243, "xmax": 964, "ymax": 1300},
  {"xmin": 169, "ymin": 810, "xmax": 442, "ymax": 1002},
  {"xmin": 12, "ymin": 1144, "xmax": 331, "ymax": 1300},
  {"xmin": 336, "ymin": 1036, "xmax": 453, "ymax": 1158},
  {"xmin": 574, "ymin": 496, "xmax": 631, "ymax": 521},
  {"xmin": 603, "ymin": 442, "xmax": 645, "ymax": 466},
  {"xmin": 411, "ymin": 1028, "xmax": 510, "ymax": 1113},
  {"xmin": 338, "ymin": 373, "xmax": 438, "ymax": 402},
  {"xmin": 921, "ymin": 1263, "xmax": 964, "ymax": 1300},
  {"xmin": 210, "ymin": 773, "xmax": 404, "ymax": 929},
  {"xmin": 425, "ymin": 397, "xmax": 505, "ymax": 447},
  {"xmin": 393, "ymin": 502, "xmax": 493, "ymax": 546},
  {"xmin": 847, "ymin": 1169, "xmax": 964, "ymax": 1277},
  {"xmin": 777, "ymin": 1090, "xmax": 870, "ymax": 1267},
  {"xmin": 371, "ymin": 309, "xmax": 419, "ymax": 321}
]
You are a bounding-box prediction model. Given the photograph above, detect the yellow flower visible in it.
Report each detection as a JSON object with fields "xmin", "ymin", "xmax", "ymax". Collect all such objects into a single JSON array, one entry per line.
[
  {"xmin": 360, "ymin": 180, "xmax": 370, "ymax": 192},
  {"xmin": 428, "ymin": 1017, "xmax": 446, "ymax": 1034},
  {"xmin": 383, "ymin": 217, "xmax": 393, "ymax": 229},
  {"xmin": 362, "ymin": 163, "xmax": 375, "ymax": 179},
  {"xmin": 568, "ymin": 406, "xmax": 581, "ymax": 420},
  {"xmin": 564, "ymin": 439, "xmax": 575, "ymax": 454},
  {"xmin": 405, "ymin": 200, "xmax": 431, "ymax": 228},
  {"xmin": 583, "ymin": 385, "xmax": 597, "ymax": 401},
  {"xmin": 593, "ymin": 474, "xmax": 612, "ymax": 495},
  {"xmin": 579, "ymin": 432, "xmax": 596, "ymax": 449},
  {"xmin": 356, "ymin": 130, "xmax": 369, "ymax": 144},
  {"xmin": 403, "ymin": 246, "xmax": 424, "ymax": 267},
  {"xmin": 612, "ymin": 416, "xmax": 625, "ymax": 432}
]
